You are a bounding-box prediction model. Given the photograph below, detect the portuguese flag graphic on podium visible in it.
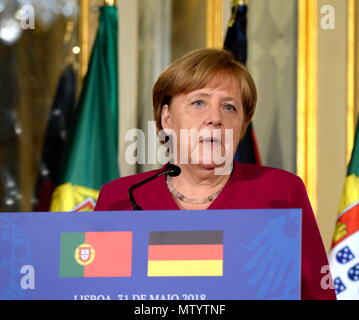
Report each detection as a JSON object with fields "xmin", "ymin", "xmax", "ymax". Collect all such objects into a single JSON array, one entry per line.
[{"xmin": 59, "ymin": 231, "xmax": 132, "ymax": 277}]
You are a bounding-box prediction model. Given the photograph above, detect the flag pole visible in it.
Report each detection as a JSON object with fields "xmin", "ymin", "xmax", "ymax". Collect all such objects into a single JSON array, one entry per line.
[{"xmin": 79, "ymin": 0, "xmax": 90, "ymax": 80}]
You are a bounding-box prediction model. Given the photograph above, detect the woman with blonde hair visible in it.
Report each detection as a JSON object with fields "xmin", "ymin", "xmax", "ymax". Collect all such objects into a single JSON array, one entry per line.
[{"xmin": 95, "ymin": 48, "xmax": 336, "ymax": 300}]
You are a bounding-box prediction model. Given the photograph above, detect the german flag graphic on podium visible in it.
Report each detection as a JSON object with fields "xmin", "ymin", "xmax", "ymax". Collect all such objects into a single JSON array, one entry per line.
[
  {"xmin": 147, "ymin": 231, "xmax": 224, "ymax": 277},
  {"xmin": 59, "ymin": 231, "xmax": 132, "ymax": 277}
]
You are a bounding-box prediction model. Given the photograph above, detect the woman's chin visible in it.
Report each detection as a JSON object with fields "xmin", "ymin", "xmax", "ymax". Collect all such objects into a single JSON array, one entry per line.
[
  {"xmin": 199, "ymin": 163, "xmax": 220, "ymax": 170},
  {"xmin": 196, "ymin": 161, "xmax": 224, "ymax": 170}
]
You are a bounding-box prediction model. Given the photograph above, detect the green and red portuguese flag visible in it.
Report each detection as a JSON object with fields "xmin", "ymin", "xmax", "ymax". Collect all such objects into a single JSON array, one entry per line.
[
  {"xmin": 329, "ymin": 121, "xmax": 359, "ymax": 299},
  {"xmin": 50, "ymin": 5, "xmax": 119, "ymax": 212},
  {"xmin": 147, "ymin": 231, "xmax": 224, "ymax": 277},
  {"xmin": 60, "ymin": 232, "xmax": 132, "ymax": 277}
]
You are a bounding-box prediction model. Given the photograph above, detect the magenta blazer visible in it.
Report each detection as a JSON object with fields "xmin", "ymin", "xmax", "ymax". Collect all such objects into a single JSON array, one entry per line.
[{"xmin": 95, "ymin": 160, "xmax": 337, "ymax": 300}]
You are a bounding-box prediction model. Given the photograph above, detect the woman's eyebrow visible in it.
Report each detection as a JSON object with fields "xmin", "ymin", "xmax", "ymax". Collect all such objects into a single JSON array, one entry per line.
[
  {"xmin": 188, "ymin": 92, "xmax": 211, "ymax": 98},
  {"xmin": 222, "ymin": 97, "xmax": 240, "ymax": 103},
  {"xmin": 188, "ymin": 91, "xmax": 240, "ymax": 102}
]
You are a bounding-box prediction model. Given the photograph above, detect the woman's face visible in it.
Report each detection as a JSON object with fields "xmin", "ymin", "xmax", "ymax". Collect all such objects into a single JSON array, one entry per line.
[{"xmin": 161, "ymin": 73, "xmax": 244, "ymax": 171}]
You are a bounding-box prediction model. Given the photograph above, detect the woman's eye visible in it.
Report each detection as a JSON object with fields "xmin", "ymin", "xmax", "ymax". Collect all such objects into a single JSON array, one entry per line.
[
  {"xmin": 191, "ymin": 100, "xmax": 205, "ymax": 107},
  {"xmin": 224, "ymin": 104, "xmax": 236, "ymax": 111}
]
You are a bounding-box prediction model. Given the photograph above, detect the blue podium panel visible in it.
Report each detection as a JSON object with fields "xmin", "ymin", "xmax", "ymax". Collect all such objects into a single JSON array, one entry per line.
[{"xmin": 0, "ymin": 209, "xmax": 301, "ymax": 300}]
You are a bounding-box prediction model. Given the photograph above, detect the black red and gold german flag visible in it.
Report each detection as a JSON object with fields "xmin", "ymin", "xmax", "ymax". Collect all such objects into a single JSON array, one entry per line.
[{"xmin": 147, "ymin": 231, "xmax": 224, "ymax": 277}]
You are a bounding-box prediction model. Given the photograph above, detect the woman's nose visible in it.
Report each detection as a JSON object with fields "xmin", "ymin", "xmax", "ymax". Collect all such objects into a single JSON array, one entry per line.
[{"xmin": 205, "ymin": 106, "xmax": 222, "ymax": 127}]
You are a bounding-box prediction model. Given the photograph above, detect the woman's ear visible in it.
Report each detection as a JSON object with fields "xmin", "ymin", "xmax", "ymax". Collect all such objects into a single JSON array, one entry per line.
[{"xmin": 161, "ymin": 104, "xmax": 172, "ymax": 131}]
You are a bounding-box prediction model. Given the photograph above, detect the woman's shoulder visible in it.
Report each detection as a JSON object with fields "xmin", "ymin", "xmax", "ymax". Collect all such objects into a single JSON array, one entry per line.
[
  {"xmin": 95, "ymin": 166, "xmax": 167, "ymax": 211},
  {"xmin": 233, "ymin": 161, "xmax": 303, "ymax": 186},
  {"xmin": 102, "ymin": 166, "xmax": 165, "ymax": 193},
  {"xmin": 231, "ymin": 161, "xmax": 309, "ymax": 207}
]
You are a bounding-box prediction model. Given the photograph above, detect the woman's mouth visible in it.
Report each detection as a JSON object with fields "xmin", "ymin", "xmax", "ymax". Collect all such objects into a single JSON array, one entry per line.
[{"xmin": 200, "ymin": 137, "xmax": 221, "ymax": 144}]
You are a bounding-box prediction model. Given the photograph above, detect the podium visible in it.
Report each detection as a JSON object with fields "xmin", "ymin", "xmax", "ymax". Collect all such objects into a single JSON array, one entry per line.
[{"xmin": 0, "ymin": 209, "xmax": 301, "ymax": 300}]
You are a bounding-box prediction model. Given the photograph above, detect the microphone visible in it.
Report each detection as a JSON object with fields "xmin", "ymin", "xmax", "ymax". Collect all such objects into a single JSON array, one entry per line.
[{"xmin": 128, "ymin": 164, "xmax": 181, "ymax": 210}]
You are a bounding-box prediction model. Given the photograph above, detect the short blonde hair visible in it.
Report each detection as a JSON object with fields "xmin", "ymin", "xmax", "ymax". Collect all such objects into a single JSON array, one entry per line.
[{"xmin": 152, "ymin": 48, "xmax": 257, "ymax": 139}]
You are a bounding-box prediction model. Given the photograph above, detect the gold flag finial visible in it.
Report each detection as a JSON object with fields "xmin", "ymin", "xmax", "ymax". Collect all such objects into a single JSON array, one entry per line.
[
  {"xmin": 232, "ymin": 0, "xmax": 248, "ymax": 6},
  {"xmin": 104, "ymin": 0, "xmax": 116, "ymax": 6}
]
